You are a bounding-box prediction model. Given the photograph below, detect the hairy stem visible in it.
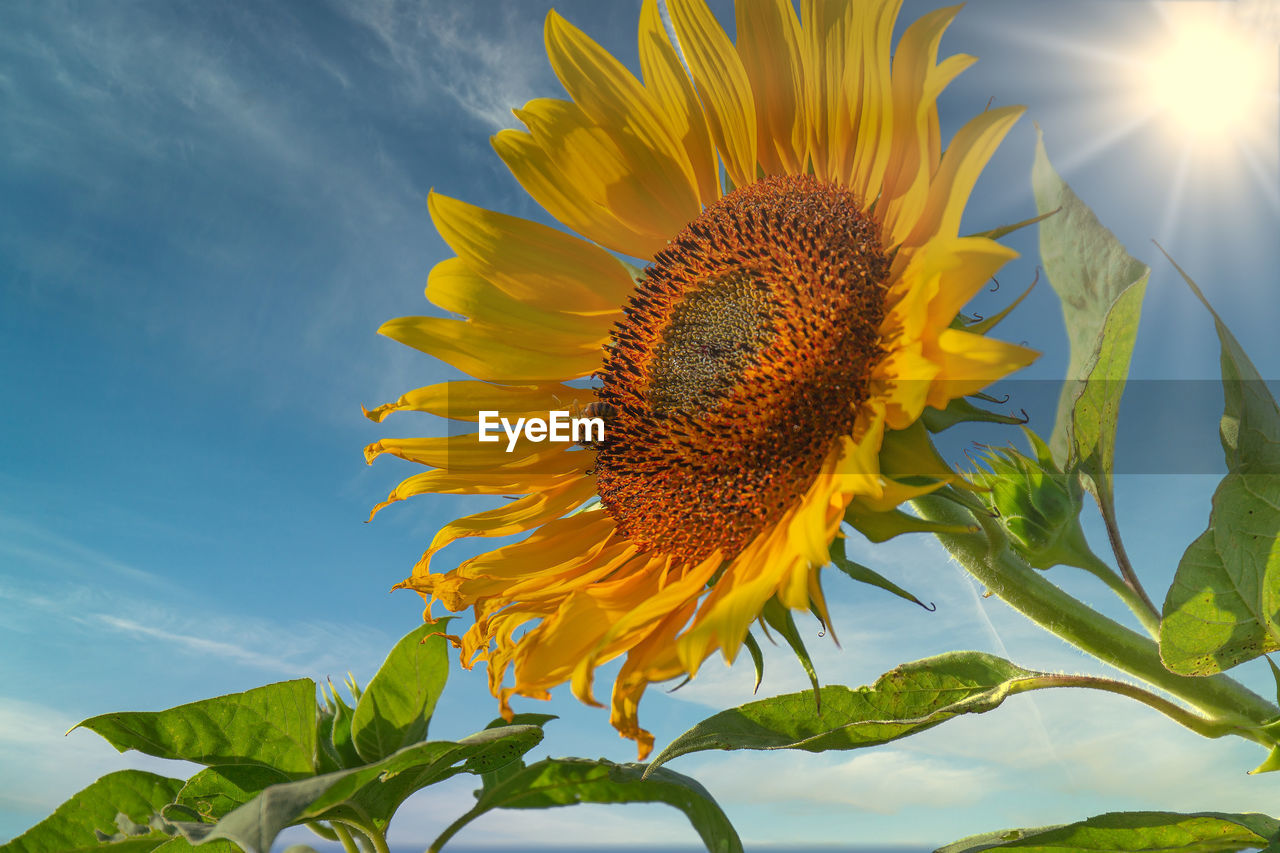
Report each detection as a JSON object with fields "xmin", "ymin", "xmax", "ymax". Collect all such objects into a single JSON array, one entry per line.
[
  {"xmin": 331, "ymin": 823, "xmax": 362, "ymax": 853},
  {"xmin": 1013, "ymin": 674, "xmax": 1248, "ymax": 739},
  {"xmin": 1096, "ymin": 488, "xmax": 1161, "ymax": 623},
  {"xmin": 913, "ymin": 493, "xmax": 1276, "ymax": 741},
  {"xmin": 1075, "ymin": 549, "xmax": 1161, "ymax": 640},
  {"xmin": 333, "ymin": 819, "xmax": 387, "ymax": 853}
]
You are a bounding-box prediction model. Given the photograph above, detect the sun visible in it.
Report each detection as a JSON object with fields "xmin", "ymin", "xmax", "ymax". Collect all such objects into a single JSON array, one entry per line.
[{"xmin": 1141, "ymin": 6, "xmax": 1275, "ymax": 151}]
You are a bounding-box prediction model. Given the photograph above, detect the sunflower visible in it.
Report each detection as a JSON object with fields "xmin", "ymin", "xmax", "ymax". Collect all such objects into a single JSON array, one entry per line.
[{"xmin": 364, "ymin": 0, "xmax": 1037, "ymax": 758}]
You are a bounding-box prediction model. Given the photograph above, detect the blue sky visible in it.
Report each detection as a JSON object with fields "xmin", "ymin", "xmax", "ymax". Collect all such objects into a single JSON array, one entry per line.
[{"xmin": 2, "ymin": 0, "xmax": 1279, "ymax": 849}]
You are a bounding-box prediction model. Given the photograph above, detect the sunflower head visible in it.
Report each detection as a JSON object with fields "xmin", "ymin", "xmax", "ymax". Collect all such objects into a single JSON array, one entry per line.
[{"xmin": 365, "ymin": 0, "xmax": 1037, "ymax": 758}]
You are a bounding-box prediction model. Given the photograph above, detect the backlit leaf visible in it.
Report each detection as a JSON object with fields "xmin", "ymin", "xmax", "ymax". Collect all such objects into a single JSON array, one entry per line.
[
  {"xmin": 1033, "ymin": 128, "xmax": 1148, "ymax": 507},
  {"xmin": 937, "ymin": 810, "xmax": 1279, "ymax": 852},
  {"xmin": 429, "ymin": 759, "xmax": 742, "ymax": 853},
  {"xmin": 76, "ymin": 680, "xmax": 317, "ymax": 777},
  {"xmin": 647, "ymin": 652, "xmax": 1034, "ymax": 771},
  {"xmin": 0, "ymin": 770, "xmax": 184, "ymax": 853},
  {"xmin": 350, "ymin": 622, "xmax": 450, "ymax": 763},
  {"xmin": 1160, "ymin": 255, "xmax": 1280, "ymax": 675}
]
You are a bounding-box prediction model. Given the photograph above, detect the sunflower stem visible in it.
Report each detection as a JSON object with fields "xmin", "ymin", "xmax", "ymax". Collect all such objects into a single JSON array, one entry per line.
[
  {"xmin": 912, "ymin": 493, "xmax": 1277, "ymax": 742},
  {"xmin": 1009, "ymin": 674, "xmax": 1249, "ymax": 740},
  {"xmin": 330, "ymin": 822, "xmax": 362, "ymax": 853},
  {"xmin": 1095, "ymin": 488, "xmax": 1162, "ymax": 626},
  {"xmin": 1074, "ymin": 549, "xmax": 1161, "ymax": 640}
]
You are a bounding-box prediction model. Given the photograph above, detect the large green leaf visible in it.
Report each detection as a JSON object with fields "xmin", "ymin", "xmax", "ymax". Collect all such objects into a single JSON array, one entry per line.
[
  {"xmin": 0, "ymin": 770, "xmax": 184, "ymax": 853},
  {"xmin": 429, "ymin": 759, "xmax": 742, "ymax": 853},
  {"xmin": 1033, "ymin": 129, "xmax": 1149, "ymax": 504},
  {"xmin": 350, "ymin": 622, "xmax": 449, "ymax": 763},
  {"xmin": 150, "ymin": 840, "xmax": 240, "ymax": 853},
  {"xmin": 937, "ymin": 810, "xmax": 1280, "ymax": 852},
  {"xmin": 646, "ymin": 652, "xmax": 1035, "ymax": 771},
  {"xmin": 1159, "ymin": 256, "xmax": 1280, "ymax": 675},
  {"xmin": 174, "ymin": 764, "xmax": 291, "ymax": 822},
  {"xmin": 75, "ymin": 680, "xmax": 318, "ymax": 777},
  {"xmin": 171, "ymin": 726, "xmax": 543, "ymax": 853}
]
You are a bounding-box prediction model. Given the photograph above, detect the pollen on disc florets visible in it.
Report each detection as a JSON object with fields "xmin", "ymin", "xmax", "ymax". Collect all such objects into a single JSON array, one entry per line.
[{"xmin": 593, "ymin": 174, "xmax": 891, "ymax": 564}]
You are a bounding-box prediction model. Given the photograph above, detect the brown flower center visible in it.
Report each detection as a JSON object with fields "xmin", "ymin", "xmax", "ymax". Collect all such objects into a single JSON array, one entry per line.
[{"xmin": 593, "ymin": 175, "xmax": 890, "ymax": 564}]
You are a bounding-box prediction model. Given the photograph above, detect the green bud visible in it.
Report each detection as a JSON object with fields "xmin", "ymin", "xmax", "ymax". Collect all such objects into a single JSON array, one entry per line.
[{"xmin": 973, "ymin": 429, "xmax": 1099, "ymax": 571}]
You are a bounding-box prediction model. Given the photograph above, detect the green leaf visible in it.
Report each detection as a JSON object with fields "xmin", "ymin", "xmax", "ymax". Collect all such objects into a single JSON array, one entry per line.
[
  {"xmin": 760, "ymin": 598, "xmax": 820, "ymax": 705},
  {"xmin": 75, "ymin": 680, "xmax": 318, "ymax": 777},
  {"xmin": 647, "ymin": 652, "xmax": 1035, "ymax": 772},
  {"xmin": 475, "ymin": 714, "xmax": 559, "ymax": 791},
  {"xmin": 1159, "ymin": 255, "xmax": 1280, "ymax": 675},
  {"xmin": 151, "ymin": 839, "xmax": 240, "ymax": 853},
  {"xmin": 742, "ymin": 632, "xmax": 765, "ymax": 693},
  {"xmin": 350, "ymin": 622, "xmax": 450, "ymax": 763},
  {"xmin": 170, "ymin": 726, "xmax": 544, "ymax": 853},
  {"xmin": 429, "ymin": 759, "xmax": 742, "ymax": 853},
  {"xmin": 936, "ymin": 810, "xmax": 1280, "ymax": 852},
  {"xmin": 921, "ymin": 397, "xmax": 1029, "ymax": 433},
  {"xmin": 967, "ymin": 207, "xmax": 1061, "ymax": 242},
  {"xmin": 174, "ymin": 764, "xmax": 291, "ymax": 821},
  {"xmin": 0, "ymin": 770, "xmax": 185, "ymax": 853},
  {"xmin": 326, "ymin": 679, "xmax": 361, "ymax": 769},
  {"xmin": 1033, "ymin": 128, "xmax": 1149, "ymax": 504},
  {"xmin": 846, "ymin": 506, "xmax": 978, "ymax": 543},
  {"xmin": 830, "ymin": 542, "xmax": 935, "ymax": 611}
]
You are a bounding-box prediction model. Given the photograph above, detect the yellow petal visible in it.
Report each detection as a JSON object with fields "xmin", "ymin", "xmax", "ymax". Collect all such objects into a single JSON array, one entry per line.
[
  {"xmin": 362, "ymin": 381, "xmax": 585, "ymax": 424},
  {"xmin": 802, "ymin": 0, "xmax": 857, "ymax": 181},
  {"xmin": 609, "ymin": 607, "xmax": 697, "ymax": 759},
  {"xmin": 428, "ymin": 191, "xmax": 635, "ymax": 312},
  {"xmin": 368, "ymin": 470, "xmax": 585, "ymax": 521},
  {"xmin": 735, "ymin": 0, "xmax": 807, "ymax": 175},
  {"xmin": 667, "ymin": 0, "xmax": 758, "ymax": 189},
  {"xmin": 364, "ymin": 434, "xmax": 582, "ymax": 474},
  {"xmin": 378, "ymin": 315, "xmax": 601, "ymax": 381},
  {"xmin": 927, "ymin": 328, "xmax": 1039, "ymax": 407},
  {"xmin": 544, "ymin": 11, "xmax": 700, "ymax": 233},
  {"xmin": 879, "ymin": 5, "xmax": 969, "ymax": 242},
  {"xmin": 904, "ymin": 105, "xmax": 1025, "ymax": 246},
  {"xmin": 847, "ymin": 0, "xmax": 902, "ymax": 198},
  {"xmin": 491, "ymin": 128, "xmax": 664, "ymax": 259},
  {"xmin": 920, "ymin": 238, "xmax": 1019, "ymax": 337},
  {"xmin": 428, "ymin": 257, "xmax": 617, "ymax": 345},
  {"xmin": 638, "ymin": 0, "xmax": 720, "ymax": 206},
  {"xmin": 513, "ymin": 98, "xmax": 685, "ymax": 253},
  {"xmin": 423, "ymin": 476, "xmax": 599, "ymax": 560}
]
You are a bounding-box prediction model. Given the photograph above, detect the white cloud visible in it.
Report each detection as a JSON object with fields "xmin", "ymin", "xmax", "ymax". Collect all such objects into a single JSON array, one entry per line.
[
  {"xmin": 0, "ymin": 511, "xmax": 392, "ymax": 681},
  {"xmin": 0, "ymin": 698, "xmax": 199, "ymax": 830},
  {"xmin": 334, "ymin": 0, "xmax": 551, "ymax": 131},
  {"xmin": 696, "ymin": 749, "xmax": 996, "ymax": 814}
]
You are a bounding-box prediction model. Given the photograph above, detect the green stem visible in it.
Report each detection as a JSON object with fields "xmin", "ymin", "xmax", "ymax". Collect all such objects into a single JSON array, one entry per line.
[
  {"xmin": 1013, "ymin": 674, "xmax": 1248, "ymax": 739},
  {"xmin": 912, "ymin": 493, "xmax": 1277, "ymax": 741},
  {"xmin": 1095, "ymin": 488, "xmax": 1161, "ymax": 623},
  {"xmin": 429, "ymin": 805, "xmax": 483, "ymax": 853},
  {"xmin": 1074, "ymin": 549, "xmax": 1161, "ymax": 640},
  {"xmin": 305, "ymin": 821, "xmax": 340, "ymax": 842},
  {"xmin": 330, "ymin": 823, "xmax": 362, "ymax": 853},
  {"xmin": 334, "ymin": 818, "xmax": 389, "ymax": 853}
]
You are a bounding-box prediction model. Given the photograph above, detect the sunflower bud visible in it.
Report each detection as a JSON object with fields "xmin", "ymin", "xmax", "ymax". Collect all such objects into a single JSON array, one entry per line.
[{"xmin": 974, "ymin": 430, "xmax": 1097, "ymax": 571}]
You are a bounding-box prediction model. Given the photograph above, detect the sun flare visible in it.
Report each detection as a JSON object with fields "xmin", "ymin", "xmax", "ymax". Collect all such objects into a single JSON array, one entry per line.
[{"xmin": 1142, "ymin": 8, "xmax": 1274, "ymax": 150}]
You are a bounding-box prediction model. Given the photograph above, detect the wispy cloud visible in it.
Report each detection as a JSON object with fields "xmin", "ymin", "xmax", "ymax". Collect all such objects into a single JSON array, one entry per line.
[
  {"xmin": 0, "ymin": 511, "xmax": 164, "ymax": 589},
  {"xmin": 0, "ymin": 698, "xmax": 200, "ymax": 833},
  {"xmin": 333, "ymin": 0, "xmax": 552, "ymax": 131},
  {"xmin": 0, "ymin": 511, "xmax": 391, "ymax": 680},
  {"xmin": 696, "ymin": 749, "xmax": 995, "ymax": 814}
]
